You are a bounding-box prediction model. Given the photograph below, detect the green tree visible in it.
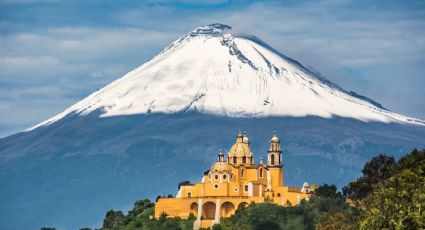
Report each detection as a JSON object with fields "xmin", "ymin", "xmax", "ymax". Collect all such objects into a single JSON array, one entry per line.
[
  {"xmin": 359, "ymin": 149, "xmax": 425, "ymax": 229},
  {"xmin": 211, "ymin": 224, "xmax": 222, "ymax": 230},
  {"xmin": 343, "ymin": 154, "xmax": 395, "ymax": 204},
  {"xmin": 315, "ymin": 212, "xmax": 349, "ymax": 230},
  {"xmin": 159, "ymin": 212, "xmax": 168, "ymax": 223},
  {"xmin": 218, "ymin": 198, "xmax": 359, "ymax": 230},
  {"xmin": 315, "ymin": 184, "xmax": 343, "ymax": 198},
  {"xmin": 178, "ymin": 181, "xmax": 191, "ymax": 190},
  {"xmin": 128, "ymin": 199, "xmax": 154, "ymax": 218},
  {"xmin": 102, "ymin": 209, "xmax": 126, "ymax": 230}
]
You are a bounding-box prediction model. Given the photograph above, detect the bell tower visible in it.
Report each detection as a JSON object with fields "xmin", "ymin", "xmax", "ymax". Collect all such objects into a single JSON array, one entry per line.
[
  {"xmin": 267, "ymin": 130, "xmax": 284, "ymax": 193},
  {"xmin": 267, "ymin": 131, "xmax": 282, "ymax": 166}
]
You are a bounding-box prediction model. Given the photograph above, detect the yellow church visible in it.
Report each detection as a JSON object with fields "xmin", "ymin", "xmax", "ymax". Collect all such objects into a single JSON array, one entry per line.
[{"xmin": 155, "ymin": 130, "xmax": 315, "ymax": 229}]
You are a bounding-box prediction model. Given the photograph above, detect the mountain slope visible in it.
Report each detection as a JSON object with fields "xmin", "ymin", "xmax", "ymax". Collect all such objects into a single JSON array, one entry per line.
[
  {"xmin": 30, "ymin": 23, "xmax": 424, "ymax": 131},
  {"xmin": 0, "ymin": 24, "xmax": 424, "ymax": 230}
]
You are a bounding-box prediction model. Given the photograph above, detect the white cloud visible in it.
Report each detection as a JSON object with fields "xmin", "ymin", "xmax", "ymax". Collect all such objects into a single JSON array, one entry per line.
[
  {"xmin": 0, "ymin": 26, "xmax": 181, "ymax": 137},
  {"xmin": 0, "ymin": 56, "xmax": 59, "ymax": 68},
  {"xmin": 0, "ymin": 27, "xmax": 176, "ymax": 83}
]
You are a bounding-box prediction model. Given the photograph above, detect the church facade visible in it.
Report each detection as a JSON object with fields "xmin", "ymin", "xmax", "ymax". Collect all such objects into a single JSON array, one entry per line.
[{"xmin": 155, "ymin": 130, "xmax": 314, "ymax": 229}]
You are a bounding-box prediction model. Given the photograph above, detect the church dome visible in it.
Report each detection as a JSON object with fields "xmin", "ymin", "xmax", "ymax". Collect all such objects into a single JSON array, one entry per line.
[
  {"xmin": 228, "ymin": 130, "xmax": 253, "ymax": 158},
  {"xmin": 228, "ymin": 142, "xmax": 252, "ymax": 157},
  {"xmin": 211, "ymin": 161, "xmax": 232, "ymax": 173}
]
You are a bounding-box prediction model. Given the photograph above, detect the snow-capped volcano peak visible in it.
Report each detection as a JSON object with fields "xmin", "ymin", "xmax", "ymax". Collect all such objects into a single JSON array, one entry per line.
[
  {"xmin": 189, "ymin": 23, "xmax": 232, "ymax": 36},
  {"xmin": 30, "ymin": 24, "xmax": 424, "ymax": 130}
]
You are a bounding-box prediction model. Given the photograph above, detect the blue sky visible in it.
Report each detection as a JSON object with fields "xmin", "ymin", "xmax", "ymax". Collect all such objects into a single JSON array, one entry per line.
[{"xmin": 0, "ymin": 0, "xmax": 424, "ymax": 137}]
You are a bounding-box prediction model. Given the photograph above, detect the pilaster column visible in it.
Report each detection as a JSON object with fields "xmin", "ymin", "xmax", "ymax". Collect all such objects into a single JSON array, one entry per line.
[
  {"xmin": 248, "ymin": 183, "xmax": 253, "ymax": 197},
  {"xmin": 193, "ymin": 198, "xmax": 203, "ymax": 230},
  {"xmin": 259, "ymin": 184, "xmax": 263, "ymax": 197},
  {"xmin": 212, "ymin": 198, "xmax": 221, "ymax": 226},
  {"xmin": 267, "ymin": 171, "xmax": 272, "ymax": 191},
  {"xmin": 197, "ymin": 198, "xmax": 203, "ymax": 220}
]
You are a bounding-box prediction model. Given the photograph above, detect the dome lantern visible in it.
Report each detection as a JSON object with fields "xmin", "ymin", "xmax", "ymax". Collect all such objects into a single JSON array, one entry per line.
[
  {"xmin": 218, "ymin": 148, "xmax": 225, "ymax": 162},
  {"xmin": 236, "ymin": 129, "xmax": 243, "ymax": 143}
]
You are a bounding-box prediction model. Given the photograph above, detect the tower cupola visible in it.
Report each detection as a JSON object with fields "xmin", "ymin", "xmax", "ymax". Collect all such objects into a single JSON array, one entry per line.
[{"xmin": 267, "ymin": 130, "xmax": 282, "ymax": 167}]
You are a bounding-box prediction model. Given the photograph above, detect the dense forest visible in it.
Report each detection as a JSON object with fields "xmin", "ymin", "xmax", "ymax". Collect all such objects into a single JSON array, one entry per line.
[{"xmin": 42, "ymin": 149, "xmax": 425, "ymax": 230}]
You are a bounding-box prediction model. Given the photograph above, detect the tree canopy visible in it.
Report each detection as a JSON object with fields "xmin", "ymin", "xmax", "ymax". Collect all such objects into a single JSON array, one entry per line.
[
  {"xmin": 342, "ymin": 154, "xmax": 396, "ymax": 204},
  {"xmin": 359, "ymin": 149, "xmax": 425, "ymax": 229}
]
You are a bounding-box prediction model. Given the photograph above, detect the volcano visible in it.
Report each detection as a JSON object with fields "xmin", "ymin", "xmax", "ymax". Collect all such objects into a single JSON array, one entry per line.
[{"xmin": 1, "ymin": 23, "xmax": 424, "ymax": 229}]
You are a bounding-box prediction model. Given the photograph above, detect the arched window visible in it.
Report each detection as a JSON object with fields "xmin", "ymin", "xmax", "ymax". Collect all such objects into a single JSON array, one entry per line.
[
  {"xmin": 259, "ymin": 168, "xmax": 263, "ymax": 178},
  {"xmin": 233, "ymin": 156, "xmax": 237, "ymax": 164},
  {"xmin": 241, "ymin": 169, "xmax": 245, "ymax": 178},
  {"xmin": 188, "ymin": 192, "xmax": 192, "ymax": 198},
  {"xmin": 271, "ymin": 154, "xmax": 275, "ymax": 165},
  {"xmin": 242, "ymin": 156, "xmax": 247, "ymax": 164}
]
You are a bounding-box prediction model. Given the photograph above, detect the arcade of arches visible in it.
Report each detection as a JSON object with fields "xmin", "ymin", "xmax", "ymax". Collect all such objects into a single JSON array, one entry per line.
[{"xmin": 191, "ymin": 200, "xmax": 248, "ymax": 219}]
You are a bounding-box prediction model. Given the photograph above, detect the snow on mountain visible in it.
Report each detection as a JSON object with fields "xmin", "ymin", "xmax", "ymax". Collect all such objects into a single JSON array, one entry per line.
[{"xmin": 30, "ymin": 23, "xmax": 424, "ymax": 130}]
